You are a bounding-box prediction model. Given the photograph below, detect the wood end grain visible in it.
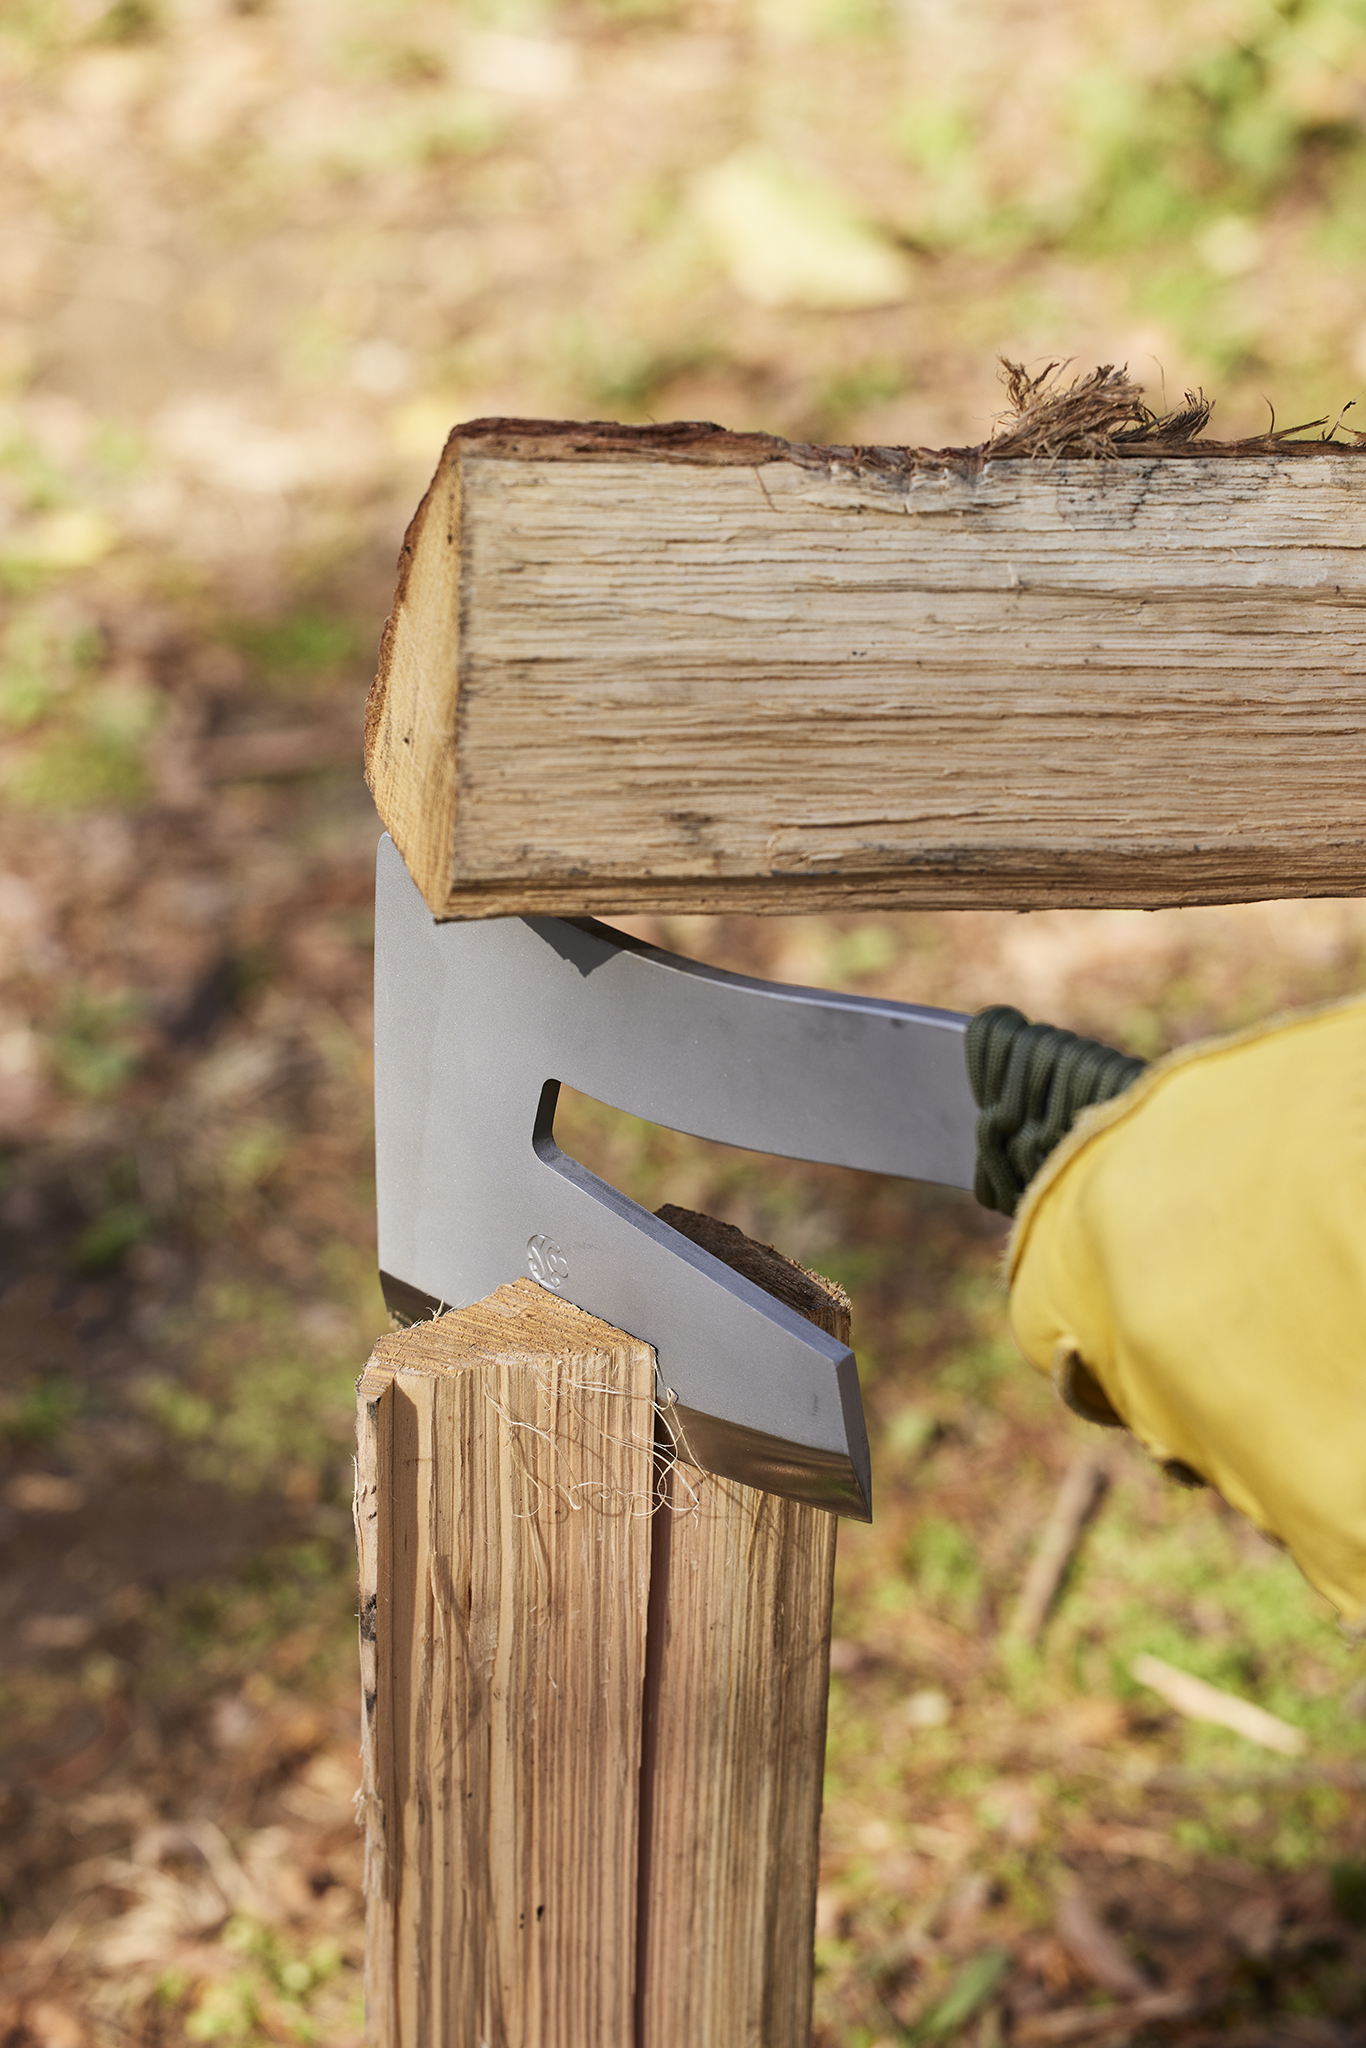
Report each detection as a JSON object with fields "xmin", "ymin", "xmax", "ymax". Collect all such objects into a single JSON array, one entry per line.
[
  {"xmin": 656, "ymin": 1203, "xmax": 851, "ymax": 1338},
  {"xmin": 364, "ymin": 429, "xmax": 464, "ymax": 913}
]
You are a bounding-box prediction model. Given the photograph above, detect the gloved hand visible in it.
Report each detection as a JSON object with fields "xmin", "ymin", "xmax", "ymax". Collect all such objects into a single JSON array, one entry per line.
[{"xmin": 1004, "ymin": 996, "xmax": 1366, "ymax": 1625}]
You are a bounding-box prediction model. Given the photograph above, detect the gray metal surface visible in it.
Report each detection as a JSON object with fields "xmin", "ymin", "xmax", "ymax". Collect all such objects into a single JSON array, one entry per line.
[{"xmin": 374, "ymin": 834, "xmax": 978, "ymax": 1520}]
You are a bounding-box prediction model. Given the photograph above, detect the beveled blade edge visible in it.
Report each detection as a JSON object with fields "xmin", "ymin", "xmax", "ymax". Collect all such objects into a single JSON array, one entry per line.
[
  {"xmin": 661, "ymin": 1399, "xmax": 872, "ymax": 1522},
  {"xmin": 379, "ymin": 1270, "xmax": 451, "ymax": 1327},
  {"xmin": 380, "ymin": 1270, "xmax": 870, "ymax": 1520}
]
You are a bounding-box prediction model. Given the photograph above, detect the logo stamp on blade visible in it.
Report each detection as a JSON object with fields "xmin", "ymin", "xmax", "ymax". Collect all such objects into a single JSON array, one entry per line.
[{"xmin": 526, "ymin": 1234, "xmax": 569, "ymax": 1288}]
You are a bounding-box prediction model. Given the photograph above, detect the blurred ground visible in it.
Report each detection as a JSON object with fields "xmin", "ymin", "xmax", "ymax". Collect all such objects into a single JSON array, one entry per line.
[{"xmin": 4, "ymin": 0, "xmax": 1366, "ymax": 2042}]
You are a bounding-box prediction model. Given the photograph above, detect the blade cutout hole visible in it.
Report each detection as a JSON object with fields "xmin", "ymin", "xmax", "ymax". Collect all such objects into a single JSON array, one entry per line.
[{"xmin": 550, "ymin": 1084, "xmax": 981, "ymax": 1288}]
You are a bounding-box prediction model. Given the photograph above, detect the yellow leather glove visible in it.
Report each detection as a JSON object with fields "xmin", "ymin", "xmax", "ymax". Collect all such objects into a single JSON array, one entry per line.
[{"xmin": 1007, "ymin": 995, "xmax": 1366, "ymax": 1625}]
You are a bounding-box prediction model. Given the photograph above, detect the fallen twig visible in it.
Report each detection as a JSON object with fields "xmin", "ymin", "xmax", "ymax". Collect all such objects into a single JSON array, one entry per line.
[
  {"xmin": 1136, "ymin": 1760, "xmax": 1363, "ymax": 1791},
  {"xmin": 1005, "ymin": 1448, "xmax": 1110, "ymax": 1648},
  {"xmin": 1130, "ymin": 1654, "xmax": 1307, "ymax": 1757},
  {"xmin": 1015, "ymin": 1990, "xmax": 1208, "ymax": 2043},
  {"xmin": 1055, "ymin": 1886, "xmax": 1150, "ymax": 1998},
  {"xmin": 1062, "ymin": 1820, "xmax": 1192, "ymax": 1872}
]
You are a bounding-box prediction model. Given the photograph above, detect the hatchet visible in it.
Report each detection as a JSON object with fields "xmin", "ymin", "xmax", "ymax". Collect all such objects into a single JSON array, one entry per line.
[{"xmin": 374, "ymin": 834, "xmax": 1143, "ymax": 1522}]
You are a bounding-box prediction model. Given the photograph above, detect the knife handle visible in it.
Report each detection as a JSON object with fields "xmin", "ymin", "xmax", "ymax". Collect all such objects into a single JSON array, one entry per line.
[{"xmin": 966, "ymin": 1005, "xmax": 1147, "ymax": 1216}]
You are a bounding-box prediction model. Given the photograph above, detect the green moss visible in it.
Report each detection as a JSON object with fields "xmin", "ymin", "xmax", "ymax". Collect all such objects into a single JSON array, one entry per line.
[
  {"xmin": 1331, "ymin": 1860, "xmax": 1366, "ymax": 1924},
  {"xmin": 823, "ymin": 923, "xmax": 901, "ymax": 982},
  {"xmin": 220, "ymin": 1126, "xmax": 290, "ymax": 1190},
  {"xmin": 49, "ymin": 987, "xmax": 143, "ymax": 1099},
  {"xmin": 904, "ymin": 1516, "xmax": 983, "ymax": 1628},
  {"xmin": 74, "ymin": 1200, "xmax": 152, "ymax": 1273},
  {"xmin": 226, "ymin": 612, "xmax": 366, "ymax": 692},
  {"xmin": 135, "ymin": 1279, "xmax": 365, "ymax": 1502},
  {"xmin": 0, "ymin": 606, "xmax": 101, "ymax": 731},
  {"xmin": 0, "ymin": 1373, "xmax": 80, "ymax": 1448},
  {"xmin": 184, "ymin": 1972, "xmax": 261, "ymax": 2042},
  {"xmin": 913, "ymin": 1950, "xmax": 1010, "ymax": 2039},
  {"xmin": 10, "ymin": 726, "xmax": 147, "ymax": 808}
]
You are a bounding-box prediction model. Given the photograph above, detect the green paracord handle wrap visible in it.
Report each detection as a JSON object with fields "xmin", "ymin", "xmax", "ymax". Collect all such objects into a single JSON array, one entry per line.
[{"xmin": 966, "ymin": 1005, "xmax": 1148, "ymax": 1217}]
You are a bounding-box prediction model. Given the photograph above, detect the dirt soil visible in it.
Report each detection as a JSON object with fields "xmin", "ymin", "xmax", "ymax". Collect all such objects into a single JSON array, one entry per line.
[{"xmin": 4, "ymin": 2, "xmax": 1366, "ymax": 2045}]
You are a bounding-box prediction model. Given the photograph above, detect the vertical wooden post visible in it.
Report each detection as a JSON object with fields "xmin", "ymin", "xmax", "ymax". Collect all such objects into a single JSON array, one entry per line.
[
  {"xmin": 356, "ymin": 1222, "xmax": 847, "ymax": 2048},
  {"xmin": 355, "ymin": 1282, "xmax": 657, "ymax": 2047},
  {"xmin": 637, "ymin": 1209, "xmax": 845, "ymax": 2048}
]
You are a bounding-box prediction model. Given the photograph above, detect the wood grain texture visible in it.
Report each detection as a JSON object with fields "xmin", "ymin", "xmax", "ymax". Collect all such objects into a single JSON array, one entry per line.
[
  {"xmin": 355, "ymin": 1281, "xmax": 656, "ymax": 2048},
  {"xmin": 356, "ymin": 1221, "xmax": 849, "ymax": 2048},
  {"xmin": 637, "ymin": 1206, "xmax": 847, "ymax": 2048},
  {"xmin": 363, "ymin": 419, "xmax": 1366, "ymax": 917}
]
